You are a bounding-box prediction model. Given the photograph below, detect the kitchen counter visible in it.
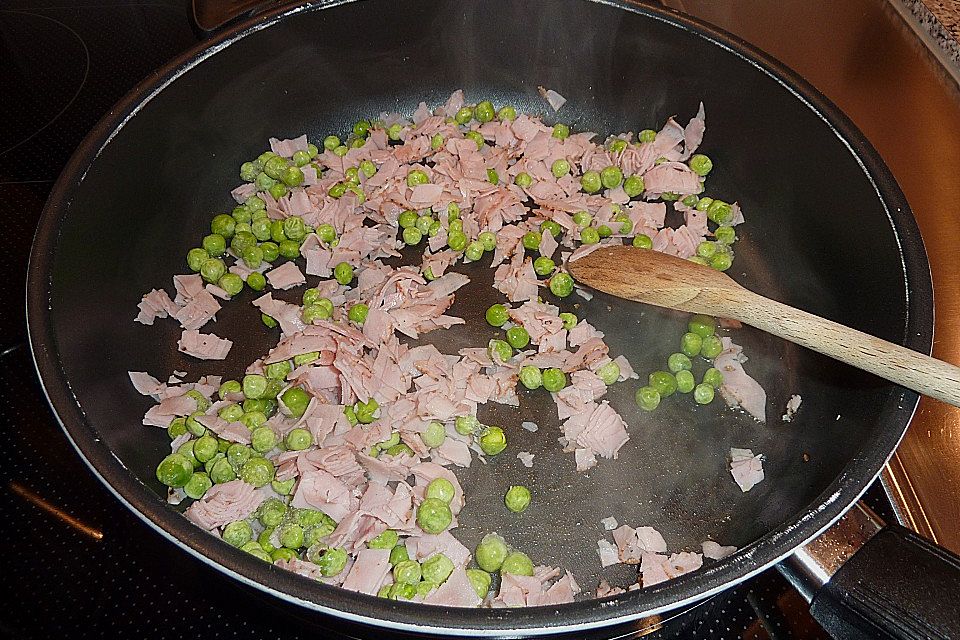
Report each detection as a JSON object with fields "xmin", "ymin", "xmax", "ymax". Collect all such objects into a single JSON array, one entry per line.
[{"xmin": 667, "ymin": 0, "xmax": 960, "ymax": 553}]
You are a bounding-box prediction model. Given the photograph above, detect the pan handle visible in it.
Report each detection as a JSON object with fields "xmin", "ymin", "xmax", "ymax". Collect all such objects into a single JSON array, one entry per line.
[{"xmin": 779, "ymin": 502, "xmax": 960, "ymax": 639}]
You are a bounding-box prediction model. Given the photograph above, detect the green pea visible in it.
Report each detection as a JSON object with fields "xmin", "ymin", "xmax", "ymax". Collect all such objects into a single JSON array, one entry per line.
[
  {"xmin": 250, "ymin": 427, "xmax": 277, "ymax": 454},
  {"xmin": 552, "ymin": 123, "xmax": 570, "ymax": 140},
  {"xmin": 680, "ymin": 332, "xmax": 703, "ymax": 357},
  {"xmin": 542, "ymin": 368, "xmax": 567, "ymax": 392},
  {"xmin": 597, "ymin": 224, "xmax": 613, "ymax": 238},
  {"xmin": 406, "ymin": 169, "xmax": 429, "ymax": 187},
  {"xmin": 514, "ymin": 172, "xmax": 532, "ymax": 188},
  {"xmin": 498, "ymin": 106, "xmax": 517, "ymax": 120},
  {"xmin": 675, "ymin": 369, "xmax": 696, "ymax": 394},
  {"xmin": 454, "ymin": 106, "xmax": 474, "ymax": 124},
  {"xmin": 597, "ymin": 361, "xmax": 621, "ymax": 385},
  {"xmin": 415, "ymin": 215, "xmax": 433, "ymax": 235},
  {"xmin": 668, "ymin": 353, "xmax": 693, "ymax": 373},
  {"xmin": 519, "ymin": 365, "xmax": 542, "ymax": 390},
  {"xmin": 398, "ymin": 210, "xmax": 417, "ymax": 229},
  {"xmin": 186, "ymin": 248, "xmax": 208, "ymax": 272},
  {"xmin": 272, "ymin": 478, "xmax": 296, "ymax": 496},
  {"xmin": 701, "ymin": 335, "xmax": 724, "ymax": 360},
  {"xmin": 455, "ymin": 415, "xmax": 480, "ymax": 436},
  {"xmin": 354, "ymin": 398, "xmax": 379, "ymax": 425},
  {"xmin": 477, "ymin": 231, "xmax": 497, "ymax": 252},
  {"xmin": 242, "ymin": 374, "xmax": 267, "ymax": 400},
  {"xmin": 393, "ymin": 559, "xmax": 422, "ymax": 585},
  {"xmin": 580, "ymin": 170, "xmax": 602, "ymax": 193},
  {"xmin": 638, "ymin": 129, "xmax": 657, "ymax": 143},
  {"xmin": 465, "ymin": 240, "xmax": 484, "ymax": 261},
  {"xmin": 343, "ymin": 405, "xmax": 358, "ymax": 426},
  {"xmin": 239, "ymin": 457, "xmax": 274, "ymax": 488},
  {"xmin": 192, "ymin": 434, "xmax": 219, "ymax": 464},
  {"xmin": 223, "ymin": 520, "xmax": 254, "ymax": 547},
  {"xmin": 694, "ymin": 383, "xmax": 715, "ymax": 404},
  {"xmin": 464, "ymin": 130, "xmax": 484, "ymax": 149},
  {"xmin": 506, "ymin": 326, "xmax": 530, "ymax": 349},
  {"xmin": 402, "ymin": 226, "xmax": 423, "ymax": 246},
  {"xmin": 239, "ymin": 411, "xmax": 267, "ymax": 430},
  {"xmin": 156, "ymin": 453, "xmax": 193, "ymax": 487},
  {"xmin": 367, "ymin": 528, "xmax": 398, "ymax": 550},
  {"xmin": 486, "ymin": 168, "xmax": 499, "ymax": 185},
  {"xmin": 422, "ymin": 421, "xmax": 446, "ymax": 448},
  {"xmin": 521, "ymin": 231, "xmax": 541, "ymax": 251},
  {"xmin": 428, "ymin": 220, "xmax": 441, "ymax": 237},
  {"xmin": 389, "ymin": 543, "xmax": 410, "ymax": 566},
  {"xmin": 475, "ymin": 534, "xmax": 507, "ymax": 572},
  {"xmin": 210, "ymin": 215, "xmax": 236, "ymax": 240},
  {"xmin": 240, "ymin": 246, "xmax": 262, "ymax": 270},
  {"xmin": 551, "ymin": 158, "xmax": 570, "ymax": 178},
  {"xmin": 703, "ymin": 367, "xmax": 724, "ymax": 388},
  {"xmin": 707, "ymin": 199, "xmax": 733, "ymax": 224},
  {"xmin": 421, "ymin": 553, "xmax": 455, "ymax": 584},
  {"xmin": 333, "ymin": 144, "xmax": 349, "ymax": 157},
  {"xmin": 549, "ymin": 272, "xmax": 574, "ymax": 298},
  {"xmin": 448, "ymin": 230, "xmax": 468, "ymax": 252},
  {"xmin": 479, "ymin": 426, "xmax": 507, "ymax": 456},
  {"xmin": 533, "ymin": 257, "xmax": 556, "ymax": 277},
  {"xmin": 217, "ymin": 404, "xmax": 241, "ymax": 425},
  {"xmin": 466, "ymin": 568, "xmax": 492, "ymax": 598},
  {"xmin": 501, "ymin": 551, "xmax": 534, "ymax": 576},
  {"xmin": 446, "ymin": 202, "xmax": 460, "ymax": 220},
  {"xmin": 697, "ymin": 241, "xmax": 718, "ymax": 259},
  {"xmin": 387, "ymin": 123, "xmax": 403, "ymax": 141},
  {"xmin": 580, "ymin": 227, "xmax": 600, "ymax": 245},
  {"xmin": 632, "ymin": 234, "xmax": 653, "ymax": 249},
  {"xmin": 348, "ymin": 303, "xmax": 369, "ymax": 325},
  {"xmin": 240, "ymin": 161, "xmax": 258, "ymax": 182},
  {"xmin": 330, "ymin": 262, "xmax": 351, "ymax": 286},
  {"xmin": 268, "ymin": 183, "xmax": 288, "ymax": 200},
  {"xmin": 689, "ymin": 154, "xmax": 713, "ymax": 176},
  {"xmin": 557, "ymin": 313, "xmax": 576, "ymax": 330},
  {"xmin": 475, "ymin": 100, "xmax": 496, "ymax": 123},
  {"xmin": 285, "ymin": 428, "xmax": 312, "ymax": 451},
  {"xmin": 209, "ymin": 457, "xmax": 237, "ymax": 484},
  {"xmin": 263, "ymin": 155, "xmax": 287, "ymax": 180},
  {"xmin": 688, "ymin": 315, "xmax": 716, "ymax": 338},
  {"xmin": 649, "ymin": 371, "xmax": 678, "ymax": 397},
  {"xmin": 328, "ymin": 182, "xmax": 347, "ymax": 199},
  {"xmin": 430, "ymin": 133, "xmax": 444, "ymax": 150},
  {"xmin": 177, "ymin": 441, "xmax": 200, "ymax": 469},
  {"xmin": 417, "ymin": 498, "xmax": 452, "ymax": 534},
  {"xmin": 635, "ymin": 386, "xmax": 661, "ymax": 411},
  {"xmin": 315, "ymin": 547, "xmax": 348, "ymax": 576},
  {"xmin": 281, "ymin": 387, "xmax": 310, "ymax": 419},
  {"xmin": 485, "ymin": 303, "xmax": 509, "ymax": 327},
  {"xmin": 183, "ymin": 471, "xmax": 212, "ymax": 500},
  {"xmin": 488, "ymin": 339, "xmax": 513, "ymax": 363},
  {"xmin": 185, "ymin": 411, "xmax": 207, "ymax": 437},
  {"xmin": 600, "ymin": 165, "xmax": 623, "ymax": 189},
  {"xmin": 504, "ymin": 485, "xmax": 531, "ymax": 513},
  {"xmin": 715, "ymin": 225, "xmax": 737, "ymax": 245},
  {"xmin": 167, "ymin": 417, "xmax": 187, "ymax": 439},
  {"xmin": 710, "ymin": 252, "xmax": 733, "ymax": 271},
  {"xmin": 217, "ymin": 272, "xmax": 243, "ymax": 296},
  {"xmin": 572, "ymin": 211, "xmax": 592, "ymax": 228}
]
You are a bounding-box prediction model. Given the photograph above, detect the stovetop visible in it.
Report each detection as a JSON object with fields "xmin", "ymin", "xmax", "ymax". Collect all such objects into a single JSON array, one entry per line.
[{"xmin": 0, "ymin": 1, "xmax": 910, "ymax": 638}]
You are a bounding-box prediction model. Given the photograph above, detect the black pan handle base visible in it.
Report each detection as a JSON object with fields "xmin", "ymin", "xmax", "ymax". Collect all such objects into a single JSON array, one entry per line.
[{"xmin": 781, "ymin": 503, "xmax": 960, "ymax": 639}]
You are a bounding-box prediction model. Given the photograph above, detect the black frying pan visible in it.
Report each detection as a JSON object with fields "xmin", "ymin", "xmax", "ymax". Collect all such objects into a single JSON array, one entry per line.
[{"xmin": 25, "ymin": 0, "xmax": 960, "ymax": 637}]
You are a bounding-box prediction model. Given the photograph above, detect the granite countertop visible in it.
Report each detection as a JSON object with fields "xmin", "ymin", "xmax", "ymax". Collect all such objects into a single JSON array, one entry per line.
[{"xmin": 900, "ymin": 0, "xmax": 960, "ymax": 73}]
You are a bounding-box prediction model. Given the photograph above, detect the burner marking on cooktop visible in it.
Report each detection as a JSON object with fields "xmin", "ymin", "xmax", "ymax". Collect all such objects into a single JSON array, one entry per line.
[
  {"xmin": 0, "ymin": 10, "xmax": 90, "ymax": 158},
  {"xmin": 9, "ymin": 480, "xmax": 104, "ymax": 541}
]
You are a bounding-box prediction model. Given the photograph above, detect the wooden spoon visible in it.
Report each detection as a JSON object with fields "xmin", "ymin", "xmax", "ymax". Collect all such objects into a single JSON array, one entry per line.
[{"xmin": 567, "ymin": 245, "xmax": 960, "ymax": 407}]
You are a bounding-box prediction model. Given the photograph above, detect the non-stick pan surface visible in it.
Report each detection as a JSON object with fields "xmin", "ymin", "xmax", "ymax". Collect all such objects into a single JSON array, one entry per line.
[{"xmin": 27, "ymin": 0, "xmax": 931, "ymax": 635}]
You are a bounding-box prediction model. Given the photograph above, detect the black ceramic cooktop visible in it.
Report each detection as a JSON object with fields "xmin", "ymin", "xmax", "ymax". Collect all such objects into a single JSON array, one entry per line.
[{"xmin": 0, "ymin": 2, "xmax": 893, "ymax": 638}]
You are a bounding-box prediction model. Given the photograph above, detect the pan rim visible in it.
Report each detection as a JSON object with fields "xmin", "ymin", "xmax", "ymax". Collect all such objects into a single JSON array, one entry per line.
[{"xmin": 25, "ymin": 0, "xmax": 934, "ymax": 635}]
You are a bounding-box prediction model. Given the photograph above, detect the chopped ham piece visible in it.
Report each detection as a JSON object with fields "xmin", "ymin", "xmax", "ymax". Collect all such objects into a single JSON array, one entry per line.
[
  {"xmin": 185, "ymin": 480, "xmax": 264, "ymax": 531},
  {"xmin": 782, "ymin": 394, "xmax": 802, "ymax": 422},
  {"xmin": 423, "ymin": 567, "xmax": 482, "ymax": 607},
  {"xmin": 265, "ymin": 261, "xmax": 306, "ymax": 290},
  {"xmin": 177, "ymin": 330, "xmax": 233, "ymax": 360},
  {"xmin": 517, "ymin": 451, "xmax": 535, "ymax": 467},
  {"xmin": 538, "ymin": 86, "xmax": 567, "ymax": 111},
  {"xmin": 341, "ymin": 548, "xmax": 392, "ymax": 595},
  {"xmin": 715, "ymin": 338, "xmax": 767, "ymax": 422},
  {"xmin": 730, "ymin": 447, "xmax": 764, "ymax": 492},
  {"xmin": 600, "ymin": 516, "xmax": 618, "ymax": 531},
  {"xmin": 641, "ymin": 161, "xmax": 702, "ymax": 196},
  {"xmin": 597, "ymin": 539, "xmax": 619, "ymax": 567},
  {"xmin": 269, "ymin": 134, "xmax": 308, "ymax": 157},
  {"xmin": 702, "ymin": 540, "xmax": 738, "ymax": 560},
  {"xmin": 135, "ymin": 289, "xmax": 177, "ymax": 325}
]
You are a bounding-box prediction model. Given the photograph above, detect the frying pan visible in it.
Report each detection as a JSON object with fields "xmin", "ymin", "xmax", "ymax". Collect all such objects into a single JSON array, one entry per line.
[{"xmin": 25, "ymin": 0, "xmax": 960, "ymax": 637}]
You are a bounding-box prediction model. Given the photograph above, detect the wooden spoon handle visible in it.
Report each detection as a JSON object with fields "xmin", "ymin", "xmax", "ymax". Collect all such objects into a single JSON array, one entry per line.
[{"xmin": 727, "ymin": 290, "xmax": 960, "ymax": 407}]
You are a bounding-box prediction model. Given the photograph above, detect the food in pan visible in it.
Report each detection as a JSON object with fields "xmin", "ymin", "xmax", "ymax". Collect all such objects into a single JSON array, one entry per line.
[{"xmin": 130, "ymin": 90, "xmax": 766, "ymax": 605}]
